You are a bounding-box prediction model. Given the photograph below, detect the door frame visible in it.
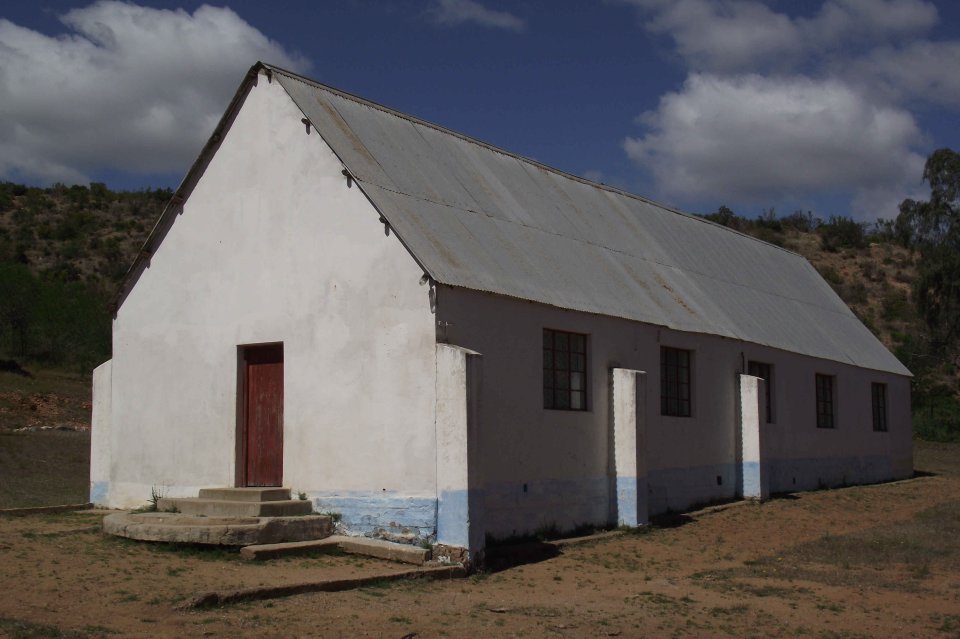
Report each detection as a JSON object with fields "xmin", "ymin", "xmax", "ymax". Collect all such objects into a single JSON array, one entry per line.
[{"xmin": 235, "ymin": 342, "xmax": 284, "ymax": 487}]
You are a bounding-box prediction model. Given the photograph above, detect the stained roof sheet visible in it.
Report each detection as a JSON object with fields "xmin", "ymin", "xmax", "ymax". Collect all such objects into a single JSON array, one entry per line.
[{"xmin": 270, "ymin": 65, "xmax": 908, "ymax": 376}]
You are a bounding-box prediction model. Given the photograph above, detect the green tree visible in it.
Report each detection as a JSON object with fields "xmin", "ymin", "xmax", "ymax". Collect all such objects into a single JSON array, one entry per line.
[
  {"xmin": 897, "ymin": 148, "xmax": 960, "ymax": 349},
  {"xmin": 818, "ymin": 216, "xmax": 866, "ymax": 252},
  {"xmin": 0, "ymin": 263, "xmax": 39, "ymax": 356}
]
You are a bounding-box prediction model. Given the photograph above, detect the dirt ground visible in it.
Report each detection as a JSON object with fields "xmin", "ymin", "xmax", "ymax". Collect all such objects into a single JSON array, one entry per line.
[{"xmin": 0, "ymin": 442, "xmax": 957, "ymax": 638}]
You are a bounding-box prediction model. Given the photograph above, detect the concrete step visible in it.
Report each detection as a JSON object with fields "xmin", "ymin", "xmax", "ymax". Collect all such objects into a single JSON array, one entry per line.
[
  {"xmin": 240, "ymin": 535, "xmax": 430, "ymax": 565},
  {"xmin": 158, "ymin": 497, "xmax": 313, "ymax": 518},
  {"xmin": 198, "ymin": 487, "xmax": 292, "ymax": 502},
  {"xmin": 104, "ymin": 512, "xmax": 334, "ymax": 546},
  {"xmin": 336, "ymin": 536, "xmax": 430, "ymax": 565},
  {"xmin": 239, "ymin": 537, "xmax": 341, "ymax": 560}
]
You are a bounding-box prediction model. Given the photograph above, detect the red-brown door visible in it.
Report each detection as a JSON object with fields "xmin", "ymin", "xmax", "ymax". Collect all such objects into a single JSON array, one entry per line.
[{"xmin": 241, "ymin": 344, "xmax": 283, "ymax": 487}]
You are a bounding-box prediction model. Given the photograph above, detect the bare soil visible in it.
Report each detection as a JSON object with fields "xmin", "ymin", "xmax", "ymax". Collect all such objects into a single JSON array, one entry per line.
[
  {"xmin": 0, "ymin": 442, "xmax": 957, "ymax": 639},
  {"xmin": 0, "ymin": 369, "xmax": 91, "ymax": 433}
]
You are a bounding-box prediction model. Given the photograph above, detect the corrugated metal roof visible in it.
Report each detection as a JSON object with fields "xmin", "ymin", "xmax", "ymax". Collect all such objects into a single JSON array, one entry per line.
[{"xmin": 270, "ymin": 64, "xmax": 909, "ymax": 376}]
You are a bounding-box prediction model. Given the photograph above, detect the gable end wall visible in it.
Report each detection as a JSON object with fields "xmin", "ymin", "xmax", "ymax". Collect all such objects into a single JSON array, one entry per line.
[{"xmin": 105, "ymin": 74, "xmax": 438, "ymax": 536}]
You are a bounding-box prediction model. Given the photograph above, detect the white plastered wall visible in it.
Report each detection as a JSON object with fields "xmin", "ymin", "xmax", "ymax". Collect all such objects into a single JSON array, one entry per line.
[
  {"xmin": 437, "ymin": 286, "xmax": 912, "ymax": 538},
  {"xmin": 106, "ymin": 72, "xmax": 437, "ymax": 523},
  {"xmin": 89, "ymin": 360, "xmax": 111, "ymax": 504}
]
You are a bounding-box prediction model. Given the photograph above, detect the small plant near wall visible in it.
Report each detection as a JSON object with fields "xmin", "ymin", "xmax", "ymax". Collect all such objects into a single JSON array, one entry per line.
[
  {"xmin": 147, "ymin": 485, "xmax": 164, "ymax": 511},
  {"xmin": 131, "ymin": 485, "xmax": 166, "ymax": 513},
  {"xmin": 295, "ymin": 490, "xmax": 308, "ymax": 501}
]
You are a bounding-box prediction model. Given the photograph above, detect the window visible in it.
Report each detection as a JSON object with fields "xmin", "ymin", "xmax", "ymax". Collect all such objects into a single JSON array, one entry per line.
[
  {"xmin": 815, "ymin": 374, "xmax": 836, "ymax": 429},
  {"xmin": 543, "ymin": 329, "xmax": 587, "ymax": 410},
  {"xmin": 872, "ymin": 382, "xmax": 888, "ymax": 432},
  {"xmin": 661, "ymin": 347, "xmax": 692, "ymax": 417},
  {"xmin": 747, "ymin": 361, "xmax": 774, "ymax": 423}
]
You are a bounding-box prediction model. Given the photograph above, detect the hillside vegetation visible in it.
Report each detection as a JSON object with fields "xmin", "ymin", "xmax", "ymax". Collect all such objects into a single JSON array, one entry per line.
[
  {"xmin": 0, "ymin": 178, "xmax": 956, "ymax": 439},
  {"xmin": 0, "ymin": 182, "xmax": 168, "ymax": 371}
]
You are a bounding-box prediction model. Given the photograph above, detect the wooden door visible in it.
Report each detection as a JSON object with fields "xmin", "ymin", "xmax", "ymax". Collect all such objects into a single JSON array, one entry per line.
[{"xmin": 241, "ymin": 343, "xmax": 283, "ymax": 486}]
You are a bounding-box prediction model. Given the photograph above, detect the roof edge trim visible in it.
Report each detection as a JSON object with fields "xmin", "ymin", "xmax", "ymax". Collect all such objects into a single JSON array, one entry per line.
[{"xmin": 111, "ymin": 62, "xmax": 267, "ymax": 314}]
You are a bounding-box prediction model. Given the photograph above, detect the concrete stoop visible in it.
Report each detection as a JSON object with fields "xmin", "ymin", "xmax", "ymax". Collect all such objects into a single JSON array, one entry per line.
[
  {"xmin": 158, "ymin": 487, "xmax": 313, "ymax": 518},
  {"xmin": 103, "ymin": 486, "xmax": 329, "ymax": 546},
  {"xmin": 102, "ymin": 511, "xmax": 334, "ymax": 546}
]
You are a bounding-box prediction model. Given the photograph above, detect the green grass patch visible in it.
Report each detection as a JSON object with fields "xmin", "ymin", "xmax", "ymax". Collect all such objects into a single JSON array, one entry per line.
[{"xmin": 913, "ymin": 395, "xmax": 960, "ymax": 443}]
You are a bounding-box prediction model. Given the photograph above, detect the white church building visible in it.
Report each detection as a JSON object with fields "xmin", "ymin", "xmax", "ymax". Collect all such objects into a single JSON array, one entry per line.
[{"xmin": 90, "ymin": 63, "xmax": 913, "ymax": 561}]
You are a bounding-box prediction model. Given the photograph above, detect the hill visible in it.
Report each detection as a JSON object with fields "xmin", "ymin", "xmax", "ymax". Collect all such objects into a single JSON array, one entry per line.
[{"xmin": 0, "ymin": 181, "xmax": 955, "ymax": 439}]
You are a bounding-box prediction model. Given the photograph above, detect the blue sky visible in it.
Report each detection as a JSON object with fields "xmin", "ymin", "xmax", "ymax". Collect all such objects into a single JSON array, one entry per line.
[{"xmin": 2, "ymin": 0, "xmax": 959, "ymax": 221}]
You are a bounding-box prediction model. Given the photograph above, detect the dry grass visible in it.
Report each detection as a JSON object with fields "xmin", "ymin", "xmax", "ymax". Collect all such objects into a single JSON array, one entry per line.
[
  {"xmin": 0, "ymin": 430, "xmax": 90, "ymax": 508},
  {"xmin": 697, "ymin": 499, "xmax": 960, "ymax": 593},
  {"xmin": 0, "ymin": 368, "xmax": 91, "ymax": 432}
]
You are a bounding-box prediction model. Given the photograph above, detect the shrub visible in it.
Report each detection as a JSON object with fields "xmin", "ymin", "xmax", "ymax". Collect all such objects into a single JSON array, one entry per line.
[
  {"xmin": 703, "ymin": 205, "xmax": 744, "ymax": 230},
  {"xmin": 818, "ymin": 266, "xmax": 842, "ymax": 287},
  {"xmin": 781, "ymin": 210, "xmax": 815, "ymax": 233},
  {"xmin": 914, "ymin": 394, "xmax": 960, "ymax": 442},
  {"xmin": 819, "ymin": 216, "xmax": 867, "ymax": 252},
  {"xmin": 881, "ymin": 290, "xmax": 910, "ymax": 322}
]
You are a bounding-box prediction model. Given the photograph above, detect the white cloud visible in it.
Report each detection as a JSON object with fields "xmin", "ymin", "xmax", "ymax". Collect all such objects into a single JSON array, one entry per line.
[
  {"xmin": 0, "ymin": 1, "xmax": 308, "ymax": 185},
  {"xmin": 620, "ymin": 0, "xmax": 939, "ymax": 72},
  {"xmin": 807, "ymin": 0, "xmax": 938, "ymax": 44},
  {"xmin": 840, "ymin": 41, "xmax": 960, "ymax": 107},
  {"xmin": 623, "ymin": 74, "xmax": 926, "ymax": 219},
  {"xmin": 626, "ymin": 0, "xmax": 801, "ymax": 72},
  {"xmin": 430, "ymin": 0, "xmax": 525, "ymax": 32},
  {"xmin": 611, "ymin": 0, "xmax": 953, "ymax": 219}
]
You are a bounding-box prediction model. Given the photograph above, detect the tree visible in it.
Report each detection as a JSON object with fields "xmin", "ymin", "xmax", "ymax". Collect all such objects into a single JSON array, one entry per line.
[
  {"xmin": 0, "ymin": 262, "xmax": 38, "ymax": 356},
  {"xmin": 897, "ymin": 148, "xmax": 960, "ymax": 350}
]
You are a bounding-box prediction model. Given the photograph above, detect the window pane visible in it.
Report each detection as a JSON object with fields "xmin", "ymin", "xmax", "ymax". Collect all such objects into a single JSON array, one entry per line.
[
  {"xmin": 571, "ymin": 372, "xmax": 583, "ymax": 391},
  {"xmin": 571, "ymin": 391, "xmax": 583, "ymax": 409},
  {"xmin": 571, "ymin": 334, "xmax": 585, "ymax": 352},
  {"xmin": 661, "ymin": 346, "xmax": 693, "ymax": 417},
  {"xmin": 872, "ymin": 382, "xmax": 887, "ymax": 432},
  {"xmin": 555, "ymin": 332, "xmax": 568, "ymax": 350},
  {"xmin": 543, "ymin": 328, "xmax": 588, "ymax": 411},
  {"xmin": 816, "ymin": 374, "xmax": 834, "ymax": 428},
  {"xmin": 572, "ymin": 354, "xmax": 585, "ymax": 372}
]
